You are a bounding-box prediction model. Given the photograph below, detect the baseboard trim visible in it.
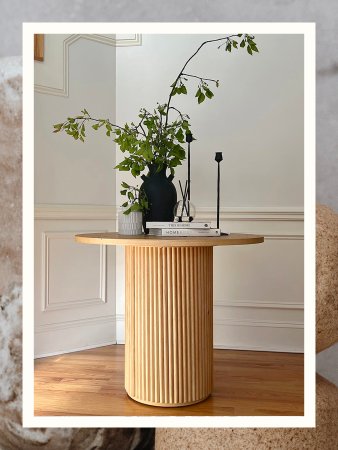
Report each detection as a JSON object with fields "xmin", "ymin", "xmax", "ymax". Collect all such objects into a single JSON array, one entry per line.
[
  {"xmin": 214, "ymin": 318, "xmax": 303, "ymax": 329},
  {"xmin": 35, "ymin": 341, "xmax": 117, "ymax": 359},
  {"xmin": 213, "ymin": 344, "xmax": 304, "ymax": 353},
  {"xmin": 35, "ymin": 315, "xmax": 116, "ymax": 358}
]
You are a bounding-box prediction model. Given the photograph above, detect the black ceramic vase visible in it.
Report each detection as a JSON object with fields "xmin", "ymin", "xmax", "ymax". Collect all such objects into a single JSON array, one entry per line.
[{"xmin": 141, "ymin": 164, "xmax": 177, "ymax": 228}]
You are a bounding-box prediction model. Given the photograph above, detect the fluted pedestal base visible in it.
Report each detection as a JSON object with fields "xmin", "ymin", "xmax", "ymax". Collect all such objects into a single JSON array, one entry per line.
[{"xmin": 125, "ymin": 246, "xmax": 213, "ymax": 407}]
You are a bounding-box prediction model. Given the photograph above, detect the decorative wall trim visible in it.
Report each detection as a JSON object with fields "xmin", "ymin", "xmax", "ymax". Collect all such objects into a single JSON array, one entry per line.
[
  {"xmin": 35, "ymin": 204, "xmax": 118, "ymax": 220},
  {"xmin": 81, "ymin": 34, "xmax": 142, "ymax": 47},
  {"xmin": 34, "ymin": 204, "xmax": 302, "ymax": 223},
  {"xmin": 195, "ymin": 206, "xmax": 304, "ymax": 222},
  {"xmin": 41, "ymin": 231, "xmax": 107, "ymax": 312},
  {"xmin": 35, "ymin": 314, "xmax": 116, "ymax": 333},
  {"xmin": 214, "ymin": 300, "xmax": 304, "ymax": 310},
  {"xmin": 214, "ymin": 318, "xmax": 303, "ymax": 329},
  {"xmin": 34, "ymin": 34, "xmax": 141, "ymax": 97}
]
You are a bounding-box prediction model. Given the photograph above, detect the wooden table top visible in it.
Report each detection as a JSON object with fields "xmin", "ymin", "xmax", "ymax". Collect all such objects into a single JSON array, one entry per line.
[{"xmin": 75, "ymin": 232, "xmax": 264, "ymax": 247}]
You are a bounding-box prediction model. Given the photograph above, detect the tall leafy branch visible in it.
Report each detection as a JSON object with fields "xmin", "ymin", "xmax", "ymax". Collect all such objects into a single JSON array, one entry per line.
[
  {"xmin": 53, "ymin": 33, "xmax": 259, "ymax": 179},
  {"xmin": 165, "ymin": 33, "xmax": 258, "ymax": 121}
]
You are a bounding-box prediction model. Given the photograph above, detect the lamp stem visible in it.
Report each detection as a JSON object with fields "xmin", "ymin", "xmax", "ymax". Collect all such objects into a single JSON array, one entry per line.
[
  {"xmin": 187, "ymin": 141, "xmax": 191, "ymax": 216},
  {"xmin": 217, "ymin": 162, "xmax": 220, "ymax": 229}
]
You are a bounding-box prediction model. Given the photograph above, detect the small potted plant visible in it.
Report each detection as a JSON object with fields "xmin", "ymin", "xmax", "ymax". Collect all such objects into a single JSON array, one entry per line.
[{"xmin": 118, "ymin": 182, "xmax": 148, "ymax": 235}]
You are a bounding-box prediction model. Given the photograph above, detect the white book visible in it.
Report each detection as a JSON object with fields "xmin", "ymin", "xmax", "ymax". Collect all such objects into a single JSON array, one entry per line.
[
  {"xmin": 146, "ymin": 221, "xmax": 211, "ymax": 229},
  {"xmin": 148, "ymin": 228, "xmax": 222, "ymax": 237}
]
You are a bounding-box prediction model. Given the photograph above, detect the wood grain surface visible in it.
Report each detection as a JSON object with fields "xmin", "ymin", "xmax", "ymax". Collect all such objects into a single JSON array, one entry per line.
[
  {"xmin": 75, "ymin": 232, "xmax": 264, "ymax": 247},
  {"xmin": 34, "ymin": 345, "xmax": 304, "ymax": 416},
  {"xmin": 125, "ymin": 246, "xmax": 213, "ymax": 406}
]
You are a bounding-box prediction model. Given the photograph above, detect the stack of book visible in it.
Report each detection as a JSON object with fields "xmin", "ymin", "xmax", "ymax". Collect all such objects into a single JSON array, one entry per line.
[{"xmin": 146, "ymin": 221, "xmax": 222, "ymax": 237}]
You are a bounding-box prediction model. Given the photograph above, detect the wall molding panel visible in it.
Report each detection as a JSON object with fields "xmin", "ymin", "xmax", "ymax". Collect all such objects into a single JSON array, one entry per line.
[
  {"xmin": 34, "ymin": 204, "xmax": 117, "ymax": 358},
  {"xmin": 35, "ymin": 204, "xmax": 304, "ymax": 354},
  {"xmin": 34, "ymin": 34, "xmax": 141, "ymax": 97},
  {"xmin": 41, "ymin": 231, "xmax": 107, "ymax": 312}
]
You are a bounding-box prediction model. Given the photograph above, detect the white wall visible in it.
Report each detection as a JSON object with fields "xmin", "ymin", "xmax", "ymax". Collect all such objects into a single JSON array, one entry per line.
[
  {"xmin": 115, "ymin": 34, "xmax": 304, "ymax": 352},
  {"xmin": 116, "ymin": 34, "xmax": 304, "ymax": 207},
  {"xmin": 34, "ymin": 34, "xmax": 119, "ymax": 356},
  {"xmin": 34, "ymin": 33, "xmax": 304, "ymax": 355}
]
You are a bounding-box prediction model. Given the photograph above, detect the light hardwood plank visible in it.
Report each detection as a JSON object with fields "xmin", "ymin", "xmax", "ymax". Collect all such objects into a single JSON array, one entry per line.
[{"xmin": 34, "ymin": 345, "xmax": 304, "ymax": 416}]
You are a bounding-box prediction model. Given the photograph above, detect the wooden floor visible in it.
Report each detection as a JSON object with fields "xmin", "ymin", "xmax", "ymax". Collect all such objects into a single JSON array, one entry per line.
[{"xmin": 34, "ymin": 345, "xmax": 304, "ymax": 416}]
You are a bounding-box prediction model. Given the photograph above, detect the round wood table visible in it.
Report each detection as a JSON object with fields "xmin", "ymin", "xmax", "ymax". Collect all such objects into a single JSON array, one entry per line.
[{"xmin": 75, "ymin": 232, "xmax": 264, "ymax": 407}]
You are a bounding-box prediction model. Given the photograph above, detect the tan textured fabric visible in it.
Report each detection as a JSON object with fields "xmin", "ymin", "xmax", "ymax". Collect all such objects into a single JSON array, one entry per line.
[
  {"xmin": 156, "ymin": 376, "xmax": 338, "ymax": 450},
  {"xmin": 0, "ymin": 56, "xmax": 22, "ymax": 292},
  {"xmin": 316, "ymin": 204, "xmax": 338, "ymax": 352}
]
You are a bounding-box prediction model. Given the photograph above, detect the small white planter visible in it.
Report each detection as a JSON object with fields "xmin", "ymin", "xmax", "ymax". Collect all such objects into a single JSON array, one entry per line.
[{"xmin": 118, "ymin": 210, "xmax": 143, "ymax": 235}]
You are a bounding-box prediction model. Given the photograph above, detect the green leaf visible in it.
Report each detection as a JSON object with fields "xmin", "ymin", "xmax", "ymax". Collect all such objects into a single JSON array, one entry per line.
[
  {"xmin": 180, "ymin": 84, "xmax": 187, "ymax": 94},
  {"xmin": 226, "ymin": 43, "xmax": 231, "ymax": 52},
  {"xmin": 92, "ymin": 124, "xmax": 99, "ymax": 130},
  {"xmin": 240, "ymin": 39, "xmax": 245, "ymax": 48},
  {"xmin": 232, "ymin": 41, "xmax": 238, "ymax": 49},
  {"xmin": 198, "ymin": 92, "xmax": 205, "ymax": 104},
  {"xmin": 175, "ymin": 128, "xmax": 184, "ymax": 142},
  {"xmin": 247, "ymin": 45, "xmax": 253, "ymax": 55},
  {"xmin": 120, "ymin": 189, "xmax": 127, "ymax": 195},
  {"xmin": 205, "ymin": 89, "xmax": 214, "ymax": 99},
  {"xmin": 195, "ymin": 88, "xmax": 202, "ymax": 98},
  {"xmin": 121, "ymin": 202, "xmax": 128, "ymax": 208},
  {"xmin": 130, "ymin": 203, "xmax": 142, "ymax": 212},
  {"xmin": 121, "ymin": 181, "xmax": 130, "ymax": 188},
  {"xmin": 115, "ymin": 164, "xmax": 129, "ymax": 171}
]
